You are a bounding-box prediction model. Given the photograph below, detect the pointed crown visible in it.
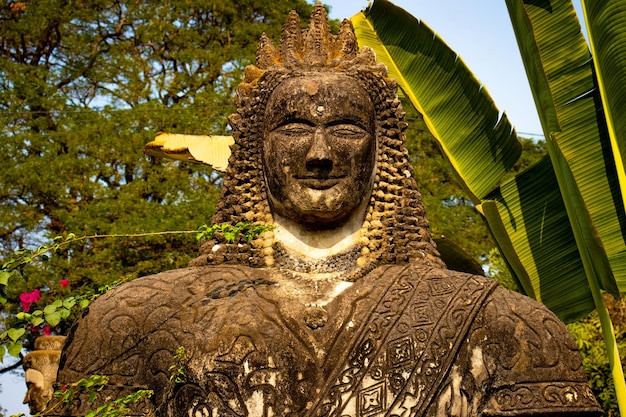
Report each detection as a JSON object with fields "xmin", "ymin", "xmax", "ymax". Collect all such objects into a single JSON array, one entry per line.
[{"xmin": 241, "ymin": 2, "xmax": 382, "ymax": 86}]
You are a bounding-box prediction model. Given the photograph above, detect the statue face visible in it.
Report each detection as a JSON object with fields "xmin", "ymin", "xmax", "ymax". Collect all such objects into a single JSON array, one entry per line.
[
  {"xmin": 23, "ymin": 369, "xmax": 51, "ymax": 414},
  {"xmin": 263, "ymin": 73, "xmax": 376, "ymax": 228}
]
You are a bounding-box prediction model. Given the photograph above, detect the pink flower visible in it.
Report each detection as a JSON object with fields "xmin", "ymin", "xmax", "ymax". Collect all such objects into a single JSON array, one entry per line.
[
  {"xmin": 19, "ymin": 297, "xmax": 31, "ymax": 312},
  {"xmin": 19, "ymin": 289, "xmax": 41, "ymax": 312},
  {"xmin": 43, "ymin": 325, "xmax": 51, "ymax": 336},
  {"xmin": 59, "ymin": 278, "xmax": 69, "ymax": 288}
]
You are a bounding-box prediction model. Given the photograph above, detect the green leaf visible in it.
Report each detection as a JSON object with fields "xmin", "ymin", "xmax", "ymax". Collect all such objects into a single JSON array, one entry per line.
[
  {"xmin": 31, "ymin": 317, "xmax": 45, "ymax": 327},
  {"xmin": 45, "ymin": 311, "xmax": 62, "ymax": 327},
  {"xmin": 353, "ymin": 0, "xmax": 522, "ymax": 201},
  {"xmin": 63, "ymin": 297, "xmax": 76, "ymax": 309},
  {"xmin": 583, "ymin": 0, "xmax": 626, "ymax": 181},
  {"xmin": 582, "ymin": 0, "xmax": 626, "ymax": 291},
  {"xmin": 43, "ymin": 304, "xmax": 58, "ymax": 315},
  {"xmin": 7, "ymin": 341, "xmax": 22, "ymax": 357},
  {"xmin": 480, "ymin": 156, "xmax": 597, "ymax": 321},
  {"xmin": 79, "ymin": 299, "xmax": 91, "ymax": 309},
  {"xmin": 7, "ymin": 327, "xmax": 25, "ymax": 342},
  {"xmin": 223, "ymin": 229, "xmax": 238, "ymax": 242},
  {"xmin": 0, "ymin": 271, "xmax": 11, "ymax": 286},
  {"xmin": 60, "ymin": 307, "xmax": 71, "ymax": 320},
  {"xmin": 0, "ymin": 345, "xmax": 5, "ymax": 362},
  {"xmin": 506, "ymin": 0, "xmax": 625, "ymax": 295}
]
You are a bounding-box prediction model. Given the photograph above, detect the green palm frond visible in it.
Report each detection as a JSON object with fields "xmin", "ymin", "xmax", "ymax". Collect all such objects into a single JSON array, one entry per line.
[
  {"xmin": 582, "ymin": 0, "xmax": 626, "ymax": 289},
  {"xmin": 353, "ymin": 0, "xmax": 626, "ymax": 409},
  {"xmin": 506, "ymin": 0, "xmax": 624, "ymax": 297}
]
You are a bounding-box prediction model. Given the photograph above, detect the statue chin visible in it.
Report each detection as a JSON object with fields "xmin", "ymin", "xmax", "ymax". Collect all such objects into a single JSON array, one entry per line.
[{"xmin": 269, "ymin": 197, "xmax": 360, "ymax": 231}]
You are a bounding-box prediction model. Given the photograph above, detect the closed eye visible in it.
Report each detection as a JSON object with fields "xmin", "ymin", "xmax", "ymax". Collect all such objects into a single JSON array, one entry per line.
[
  {"xmin": 328, "ymin": 124, "xmax": 369, "ymax": 139},
  {"xmin": 272, "ymin": 121, "xmax": 315, "ymax": 136}
]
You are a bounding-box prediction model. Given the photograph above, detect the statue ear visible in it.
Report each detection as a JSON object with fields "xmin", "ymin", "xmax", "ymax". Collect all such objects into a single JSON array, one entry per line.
[{"xmin": 144, "ymin": 133, "xmax": 234, "ymax": 172}]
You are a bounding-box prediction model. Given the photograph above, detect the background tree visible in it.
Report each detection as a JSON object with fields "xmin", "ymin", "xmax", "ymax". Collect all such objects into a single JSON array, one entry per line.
[
  {"xmin": 0, "ymin": 0, "xmax": 315, "ymax": 336},
  {"xmin": 568, "ymin": 295, "xmax": 626, "ymax": 417}
]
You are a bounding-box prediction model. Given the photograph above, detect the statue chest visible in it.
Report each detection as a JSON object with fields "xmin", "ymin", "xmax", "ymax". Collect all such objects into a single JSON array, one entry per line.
[
  {"xmin": 58, "ymin": 265, "xmax": 501, "ymax": 417},
  {"xmin": 163, "ymin": 275, "xmax": 374, "ymax": 417},
  {"xmin": 154, "ymin": 265, "xmax": 493, "ymax": 417}
]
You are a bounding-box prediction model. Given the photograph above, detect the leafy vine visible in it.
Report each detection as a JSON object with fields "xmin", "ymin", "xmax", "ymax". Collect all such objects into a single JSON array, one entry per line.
[
  {"xmin": 11, "ymin": 374, "xmax": 153, "ymax": 417},
  {"xmin": 0, "ymin": 222, "xmax": 273, "ymax": 360}
]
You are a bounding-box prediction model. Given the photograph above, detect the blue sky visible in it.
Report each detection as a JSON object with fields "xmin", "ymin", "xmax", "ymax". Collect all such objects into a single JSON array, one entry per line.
[
  {"xmin": 0, "ymin": 1, "xmax": 589, "ymax": 415},
  {"xmin": 324, "ymin": 0, "xmax": 586, "ymax": 139}
]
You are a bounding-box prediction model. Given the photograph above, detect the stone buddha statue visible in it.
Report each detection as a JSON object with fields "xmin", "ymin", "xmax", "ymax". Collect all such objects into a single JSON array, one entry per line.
[{"xmin": 54, "ymin": 4, "xmax": 601, "ymax": 416}]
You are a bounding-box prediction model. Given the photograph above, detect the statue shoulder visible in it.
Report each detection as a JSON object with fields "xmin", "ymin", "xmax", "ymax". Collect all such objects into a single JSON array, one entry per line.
[
  {"xmin": 57, "ymin": 265, "xmax": 268, "ymax": 381},
  {"xmin": 477, "ymin": 285, "xmax": 583, "ymax": 374},
  {"xmin": 82, "ymin": 264, "xmax": 265, "ymax": 312},
  {"xmin": 473, "ymin": 285, "xmax": 602, "ymax": 415}
]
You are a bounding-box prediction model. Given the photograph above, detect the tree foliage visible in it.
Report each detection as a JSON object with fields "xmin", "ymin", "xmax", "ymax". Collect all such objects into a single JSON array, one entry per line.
[
  {"xmin": 0, "ymin": 0, "xmax": 315, "ymax": 338},
  {"xmin": 568, "ymin": 295, "xmax": 626, "ymax": 416}
]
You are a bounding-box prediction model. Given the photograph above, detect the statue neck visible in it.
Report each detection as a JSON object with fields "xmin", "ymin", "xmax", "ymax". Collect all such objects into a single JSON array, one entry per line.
[{"xmin": 271, "ymin": 201, "xmax": 367, "ymax": 260}]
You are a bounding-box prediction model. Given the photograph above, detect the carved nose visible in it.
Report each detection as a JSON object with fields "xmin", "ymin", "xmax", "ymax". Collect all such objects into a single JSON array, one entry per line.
[{"xmin": 306, "ymin": 129, "xmax": 333, "ymax": 177}]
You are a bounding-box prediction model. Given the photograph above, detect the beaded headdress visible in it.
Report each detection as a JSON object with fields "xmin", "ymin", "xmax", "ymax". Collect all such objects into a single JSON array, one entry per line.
[{"xmin": 191, "ymin": 2, "xmax": 445, "ymax": 276}]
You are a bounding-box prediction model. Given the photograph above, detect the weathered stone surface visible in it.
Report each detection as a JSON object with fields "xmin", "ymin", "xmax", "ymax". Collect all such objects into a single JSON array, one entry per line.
[
  {"xmin": 57, "ymin": 265, "xmax": 600, "ymax": 416},
  {"xmin": 51, "ymin": 3, "xmax": 601, "ymax": 416},
  {"xmin": 22, "ymin": 336, "xmax": 66, "ymax": 415}
]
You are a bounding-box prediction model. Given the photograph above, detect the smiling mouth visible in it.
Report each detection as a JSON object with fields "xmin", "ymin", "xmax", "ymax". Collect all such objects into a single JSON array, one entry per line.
[{"xmin": 297, "ymin": 176, "xmax": 344, "ymax": 190}]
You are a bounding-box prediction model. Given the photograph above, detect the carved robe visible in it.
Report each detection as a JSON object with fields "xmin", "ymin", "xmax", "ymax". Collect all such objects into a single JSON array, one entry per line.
[{"xmin": 56, "ymin": 264, "xmax": 601, "ymax": 416}]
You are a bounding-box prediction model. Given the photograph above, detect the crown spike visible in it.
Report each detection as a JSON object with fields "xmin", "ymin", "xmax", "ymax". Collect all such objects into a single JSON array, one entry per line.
[
  {"xmin": 242, "ymin": 4, "xmax": 384, "ymax": 88},
  {"xmin": 257, "ymin": 33, "xmax": 278, "ymax": 70},
  {"xmin": 279, "ymin": 10, "xmax": 304, "ymax": 67},
  {"xmin": 303, "ymin": 2, "xmax": 333, "ymax": 65},
  {"xmin": 337, "ymin": 19, "xmax": 358, "ymax": 61}
]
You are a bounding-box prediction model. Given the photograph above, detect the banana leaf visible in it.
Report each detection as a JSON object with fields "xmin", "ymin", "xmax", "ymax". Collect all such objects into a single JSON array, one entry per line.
[
  {"xmin": 582, "ymin": 0, "xmax": 626, "ymax": 289},
  {"xmin": 582, "ymin": 0, "xmax": 626, "ymax": 196},
  {"xmin": 352, "ymin": 1, "xmax": 521, "ymax": 202},
  {"xmin": 352, "ymin": 0, "xmax": 622, "ymax": 321},
  {"xmin": 356, "ymin": 0, "xmax": 626, "ymax": 408},
  {"xmin": 505, "ymin": 0, "xmax": 624, "ymax": 296},
  {"xmin": 479, "ymin": 155, "xmax": 596, "ymax": 322}
]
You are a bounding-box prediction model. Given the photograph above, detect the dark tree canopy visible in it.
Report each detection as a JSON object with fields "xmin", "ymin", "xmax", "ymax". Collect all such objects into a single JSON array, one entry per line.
[{"xmin": 0, "ymin": 0, "xmax": 315, "ymax": 317}]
